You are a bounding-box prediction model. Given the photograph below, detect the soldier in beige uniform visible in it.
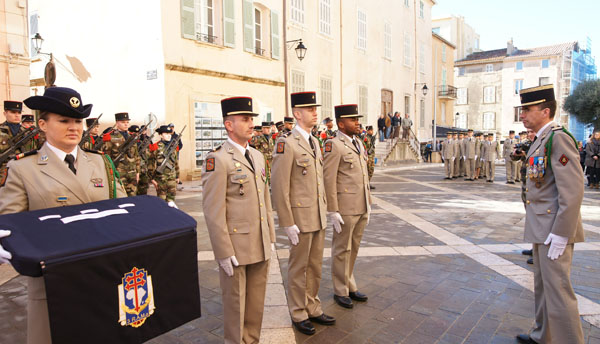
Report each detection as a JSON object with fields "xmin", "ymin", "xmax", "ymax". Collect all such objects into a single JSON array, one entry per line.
[
  {"xmin": 463, "ymin": 129, "xmax": 477, "ymax": 180},
  {"xmin": 0, "ymin": 87, "xmax": 126, "ymax": 344},
  {"xmin": 482, "ymin": 134, "xmax": 501, "ymax": 182},
  {"xmin": 515, "ymin": 85, "xmax": 584, "ymax": 344},
  {"xmin": 441, "ymin": 132, "xmax": 456, "ymax": 179},
  {"xmin": 323, "ymin": 104, "xmax": 372, "ymax": 309},
  {"xmin": 201, "ymin": 97, "xmax": 276, "ymax": 344},
  {"xmin": 503, "ymin": 130, "xmax": 519, "ymax": 184},
  {"xmin": 271, "ymin": 92, "xmax": 335, "ymax": 335}
]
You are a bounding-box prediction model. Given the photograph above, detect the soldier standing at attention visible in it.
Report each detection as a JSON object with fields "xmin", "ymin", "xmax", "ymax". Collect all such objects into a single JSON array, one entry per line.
[
  {"xmin": 504, "ymin": 130, "xmax": 518, "ymax": 184},
  {"xmin": 441, "ymin": 132, "xmax": 456, "ymax": 180},
  {"xmin": 482, "ymin": 133, "xmax": 500, "ymax": 183},
  {"xmin": 283, "ymin": 116, "xmax": 294, "ymax": 133},
  {"xmin": 451, "ymin": 132, "xmax": 460, "ymax": 178},
  {"xmin": 81, "ymin": 117, "xmax": 100, "ymax": 150},
  {"xmin": 0, "ymin": 87, "xmax": 126, "ymax": 344},
  {"xmin": 135, "ymin": 125, "xmax": 152, "ymax": 195},
  {"xmin": 249, "ymin": 125, "xmax": 262, "ymax": 148},
  {"xmin": 20, "ymin": 114, "xmax": 34, "ymax": 129},
  {"xmin": 364, "ymin": 125, "xmax": 376, "ymax": 189},
  {"xmin": 458, "ymin": 132, "xmax": 467, "ymax": 177},
  {"xmin": 1, "ymin": 101, "xmax": 27, "ymax": 184},
  {"xmin": 323, "ymin": 104, "xmax": 372, "ymax": 309},
  {"xmin": 201, "ymin": 97, "xmax": 275, "ymax": 344},
  {"xmin": 149, "ymin": 125, "xmax": 179, "ymax": 206},
  {"xmin": 464, "ymin": 129, "xmax": 477, "ymax": 181},
  {"xmin": 477, "ymin": 133, "xmax": 486, "ymax": 180},
  {"xmin": 321, "ymin": 117, "xmax": 336, "ymax": 141},
  {"xmin": 515, "ymin": 85, "xmax": 585, "ymax": 344},
  {"xmin": 101, "ymin": 112, "xmax": 141, "ymax": 196},
  {"xmin": 253, "ymin": 122, "xmax": 274, "ymax": 182},
  {"xmin": 271, "ymin": 91, "xmax": 335, "ymax": 335}
]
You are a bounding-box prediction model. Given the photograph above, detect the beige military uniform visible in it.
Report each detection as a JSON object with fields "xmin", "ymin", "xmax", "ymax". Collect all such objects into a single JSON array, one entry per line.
[
  {"xmin": 523, "ymin": 122, "xmax": 584, "ymax": 343},
  {"xmin": 503, "ymin": 137, "xmax": 518, "ymax": 182},
  {"xmin": 464, "ymin": 136, "xmax": 477, "ymax": 179},
  {"xmin": 271, "ymin": 126, "xmax": 328, "ymax": 322},
  {"xmin": 482, "ymin": 140, "xmax": 500, "ymax": 181},
  {"xmin": 323, "ymin": 133, "xmax": 371, "ymax": 296},
  {"xmin": 0, "ymin": 143, "xmax": 126, "ymax": 344},
  {"xmin": 441, "ymin": 138, "xmax": 457, "ymax": 178},
  {"xmin": 201, "ymin": 140, "xmax": 275, "ymax": 344},
  {"xmin": 453, "ymin": 138, "xmax": 462, "ymax": 177}
]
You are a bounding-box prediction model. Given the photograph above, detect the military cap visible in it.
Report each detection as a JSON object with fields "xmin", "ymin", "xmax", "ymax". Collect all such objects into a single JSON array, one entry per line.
[
  {"xmin": 366, "ymin": 125, "xmax": 373, "ymax": 130},
  {"xmin": 334, "ymin": 104, "xmax": 362, "ymax": 118},
  {"xmin": 156, "ymin": 125, "xmax": 174, "ymax": 134},
  {"xmin": 291, "ymin": 92, "xmax": 321, "ymax": 108},
  {"xmin": 518, "ymin": 84, "xmax": 555, "ymax": 107},
  {"xmin": 21, "ymin": 114, "xmax": 34, "ymax": 123},
  {"xmin": 261, "ymin": 122, "xmax": 270, "ymax": 127},
  {"xmin": 284, "ymin": 116, "xmax": 294, "ymax": 123},
  {"xmin": 254, "ymin": 125, "xmax": 262, "ymax": 130},
  {"xmin": 275, "ymin": 121, "xmax": 284, "ymax": 127},
  {"xmin": 446, "ymin": 132, "xmax": 453, "ymax": 135},
  {"xmin": 268, "ymin": 121, "xmax": 275, "ymax": 126},
  {"xmin": 467, "ymin": 129, "xmax": 473, "ymax": 132},
  {"xmin": 115, "ymin": 112, "xmax": 130, "ymax": 121},
  {"xmin": 322, "ymin": 117, "xmax": 333, "ymax": 124},
  {"xmin": 85, "ymin": 118, "xmax": 98, "ymax": 127},
  {"xmin": 4, "ymin": 100, "xmax": 23, "ymax": 112},
  {"xmin": 24, "ymin": 87, "xmax": 92, "ymax": 119},
  {"xmin": 168, "ymin": 123, "xmax": 175, "ymax": 128},
  {"xmin": 220, "ymin": 96, "xmax": 258, "ymax": 117},
  {"xmin": 128, "ymin": 125, "xmax": 140, "ymax": 133},
  {"xmin": 509, "ymin": 130, "xmax": 515, "ymax": 134}
]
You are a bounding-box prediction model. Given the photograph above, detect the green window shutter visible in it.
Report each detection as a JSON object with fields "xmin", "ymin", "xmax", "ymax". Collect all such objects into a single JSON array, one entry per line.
[
  {"xmin": 223, "ymin": 0, "xmax": 235, "ymax": 47},
  {"xmin": 242, "ymin": 0, "xmax": 254, "ymax": 53},
  {"xmin": 270, "ymin": 10, "xmax": 280, "ymax": 59},
  {"xmin": 181, "ymin": 0, "xmax": 195, "ymax": 39}
]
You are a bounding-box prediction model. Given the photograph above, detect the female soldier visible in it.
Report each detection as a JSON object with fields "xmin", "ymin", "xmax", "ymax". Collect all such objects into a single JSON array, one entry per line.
[{"xmin": 0, "ymin": 86, "xmax": 126, "ymax": 344}]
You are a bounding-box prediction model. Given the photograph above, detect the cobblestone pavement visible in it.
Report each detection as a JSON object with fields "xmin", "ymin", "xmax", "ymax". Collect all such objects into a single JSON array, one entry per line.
[{"xmin": 1, "ymin": 163, "xmax": 600, "ymax": 343}]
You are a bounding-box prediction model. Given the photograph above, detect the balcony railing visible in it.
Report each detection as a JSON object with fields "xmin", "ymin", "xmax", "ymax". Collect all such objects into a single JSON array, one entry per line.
[
  {"xmin": 254, "ymin": 47, "xmax": 266, "ymax": 56},
  {"xmin": 196, "ymin": 33, "xmax": 218, "ymax": 44},
  {"xmin": 438, "ymin": 85, "xmax": 457, "ymax": 99}
]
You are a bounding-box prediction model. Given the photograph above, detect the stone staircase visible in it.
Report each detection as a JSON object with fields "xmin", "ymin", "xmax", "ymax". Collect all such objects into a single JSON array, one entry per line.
[{"xmin": 374, "ymin": 135, "xmax": 422, "ymax": 166}]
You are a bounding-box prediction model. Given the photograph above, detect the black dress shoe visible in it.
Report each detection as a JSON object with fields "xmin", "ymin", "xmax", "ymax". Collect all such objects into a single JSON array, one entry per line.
[
  {"xmin": 334, "ymin": 295, "xmax": 354, "ymax": 308},
  {"xmin": 292, "ymin": 319, "xmax": 316, "ymax": 335},
  {"xmin": 369, "ymin": 185, "xmax": 376, "ymax": 190},
  {"xmin": 527, "ymin": 258, "xmax": 534, "ymax": 265},
  {"xmin": 522, "ymin": 249, "xmax": 533, "ymax": 256},
  {"xmin": 516, "ymin": 333, "xmax": 537, "ymax": 343},
  {"xmin": 309, "ymin": 313, "xmax": 336, "ymax": 325},
  {"xmin": 444, "ymin": 177, "xmax": 451, "ymax": 180},
  {"xmin": 349, "ymin": 291, "xmax": 368, "ymax": 302}
]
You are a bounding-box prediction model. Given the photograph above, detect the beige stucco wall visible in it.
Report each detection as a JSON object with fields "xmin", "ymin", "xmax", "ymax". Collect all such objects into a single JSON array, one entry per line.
[
  {"xmin": 432, "ymin": 33, "xmax": 455, "ymax": 128},
  {"xmin": 0, "ymin": 0, "xmax": 30, "ymax": 122}
]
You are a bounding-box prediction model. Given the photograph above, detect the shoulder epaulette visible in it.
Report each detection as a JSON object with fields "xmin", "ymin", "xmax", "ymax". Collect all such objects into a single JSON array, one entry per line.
[
  {"xmin": 280, "ymin": 131, "xmax": 292, "ymax": 138},
  {"xmin": 212, "ymin": 144, "xmax": 223, "ymax": 152},
  {"xmin": 15, "ymin": 149, "xmax": 38, "ymax": 160},
  {"xmin": 82, "ymin": 148, "xmax": 103, "ymax": 155}
]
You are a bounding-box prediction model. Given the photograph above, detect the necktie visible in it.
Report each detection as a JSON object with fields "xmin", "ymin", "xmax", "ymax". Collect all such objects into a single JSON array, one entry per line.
[
  {"xmin": 533, "ymin": 136, "xmax": 538, "ymax": 143},
  {"xmin": 308, "ymin": 136, "xmax": 316, "ymax": 155},
  {"xmin": 64, "ymin": 154, "xmax": 77, "ymax": 175},
  {"xmin": 352, "ymin": 138, "xmax": 360, "ymax": 153},
  {"xmin": 244, "ymin": 149, "xmax": 254, "ymax": 170}
]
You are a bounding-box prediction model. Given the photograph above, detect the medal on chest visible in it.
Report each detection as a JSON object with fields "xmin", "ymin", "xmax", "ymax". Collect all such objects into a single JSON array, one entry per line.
[{"xmin": 528, "ymin": 156, "xmax": 545, "ymax": 188}]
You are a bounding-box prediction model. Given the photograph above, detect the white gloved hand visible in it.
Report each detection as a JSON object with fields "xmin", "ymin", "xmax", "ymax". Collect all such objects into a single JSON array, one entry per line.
[
  {"xmin": 329, "ymin": 212, "xmax": 345, "ymax": 234},
  {"xmin": 167, "ymin": 201, "xmax": 178, "ymax": 209},
  {"xmin": 544, "ymin": 233, "xmax": 568, "ymax": 260},
  {"xmin": 284, "ymin": 225, "xmax": 300, "ymax": 246},
  {"xmin": 0, "ymin": 230, "xmax": 12, "ymax": 264},
  {"xmin": 366, "ymin": 211, "xmax": 371, "ymax": 226},
  {"xmin": 474, "ymin": 155, "xmax": 478, "ymax": 160},
  {"xmin": 451, "ymin": 157, "xmax": 455, "ymax": 161},
  {"xmin": 218, "ymin": 256, "xmax": 239, "ymax": 277},
  {"xmin": 463, "ymin": 156, "xmax": 466, "ymax": 160},
  {"xmin": 271, "ymin": 243, "xmax": 276, "ymax": 253}
]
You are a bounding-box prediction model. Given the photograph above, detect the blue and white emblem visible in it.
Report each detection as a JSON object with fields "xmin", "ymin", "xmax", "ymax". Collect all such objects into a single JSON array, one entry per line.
[{"xmin": 118, "ymin": 267, "xmax": 155, "ymax": 327}]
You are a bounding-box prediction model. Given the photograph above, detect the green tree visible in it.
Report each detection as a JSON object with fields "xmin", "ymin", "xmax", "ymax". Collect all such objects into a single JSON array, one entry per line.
[{"xmin": 563, "ymin": 79, "xmax": 600, "ymax": 130}]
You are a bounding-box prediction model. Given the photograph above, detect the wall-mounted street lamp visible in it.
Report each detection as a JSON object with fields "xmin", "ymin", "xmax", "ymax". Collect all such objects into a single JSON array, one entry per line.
[
  {"xmin": 414, "ymin": 83, "xmax": 429, "ymax": 96},
  {"xmin": 286, "ymin": 39, "xmax": 307, "ymax": 61},
  {"xmin": 31, "ymin": 33, "xmax": 55, "ymax": 88}
]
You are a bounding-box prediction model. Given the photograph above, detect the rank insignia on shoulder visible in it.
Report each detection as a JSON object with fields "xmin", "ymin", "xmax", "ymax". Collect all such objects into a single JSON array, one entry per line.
[
  {"xmin": 15, "ymin": 149, "xmax": 38, "ymax": 160},
  {"xmin": 0, "ymin": 167, "xmax": 7, "ymax": 187},
  {"xmin": 276, "ymin": 141, "xmax": 285, "ymax": 154},
  {"xmin": 213, "ymin": 144, "xmax": 222, "ymax": 152},
  {"xmin": 205, "ymin": 157, "xmax": 215, "ymax": 172},
  {"xmin": 325, "ymin": 142, "xmax": 332, "ymax": 153},
  {"xmin": 559, "ymin": 154, "xmax": 569, "ymax": 166}
]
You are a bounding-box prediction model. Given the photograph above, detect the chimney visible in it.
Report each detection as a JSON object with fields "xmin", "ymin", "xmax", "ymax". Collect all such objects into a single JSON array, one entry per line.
[{"xmin": 507, "ymin": 38, "xmax": 515, "ymax": 56}]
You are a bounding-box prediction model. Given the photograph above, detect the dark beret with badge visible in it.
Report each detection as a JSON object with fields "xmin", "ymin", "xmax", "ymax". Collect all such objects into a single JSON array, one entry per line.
[
  {"xmin": 21, "ymin": 114, "xmax": 34, "ymax": 123},
  {"xmin": 518, "ymin": 84, "xmax": 555, "ymax": 107},
  {"xmin": 4, "ymin": 100, "xmax": 23, "ymax": 112},
  {"xmin": 115, "ymin": 112, "xmax": 130, "ymax": 121},
  {"xmin": 86, "ymin": 118, "xmax": 98, "ymax": 128},
  {"xmin": 221, "ymin": 96, "xmax": 258, "ymax": 117},
  {"xmin": 24, "ymin": 87, "xmax": 92, "ymax": 119},
  {"xmin": 334, "ymin": 104, "xmax": 362, "ymax": 119},
  {"xmin": 291, "ymin": 92, "xmax": 321, "ymax": 108},
  {"xmin": 156, "ymin": 125, "xmax": 173, "ymax": 134}
]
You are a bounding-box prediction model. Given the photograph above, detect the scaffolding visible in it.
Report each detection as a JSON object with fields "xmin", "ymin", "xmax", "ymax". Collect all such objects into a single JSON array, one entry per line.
[{"xmin": 567, "ymin": 38, "xmax": 598, "ymax": 141}]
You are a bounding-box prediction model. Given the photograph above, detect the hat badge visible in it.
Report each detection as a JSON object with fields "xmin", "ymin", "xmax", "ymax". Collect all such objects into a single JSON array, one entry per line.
[
  {"xmin": 70, "ymin": 97, "xmax": 80, "ymax": 108},
  {"xmin": 248, "ymin": 101, "xmax": 251, "ymax": 106}
]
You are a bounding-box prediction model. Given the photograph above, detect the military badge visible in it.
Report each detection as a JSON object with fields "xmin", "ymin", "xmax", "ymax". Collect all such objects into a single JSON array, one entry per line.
[
  {"xmin": 118, "ymin": 267, "xmax": 155, "ymax": 328},
  {"xmin": 325, "ymin": 142, "xmax": 332, "ymax": 153},
  {"xmin": 559, "ymin": 154, "xmax": 569, "ymax": 166},
  {"xmin": 206, "ymin": 157, "xmax": 215, "ymax": 172},
  {"xmin": 91, "ymin": 178, "xmax": 104, "ymax": 187},
  {"xmin": 0, "ymin": 168, "xmax": 7, "ymax": 187},
  {"xmin": 276, "ymin": 141, "xmax": 285, "ymax": 154}
]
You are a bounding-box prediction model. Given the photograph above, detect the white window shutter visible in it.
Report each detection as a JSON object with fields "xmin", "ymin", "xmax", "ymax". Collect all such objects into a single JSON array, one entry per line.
[
  {"xmin": 242, "ymin": 0, "xmax": 254, "ymax": 52},
  {"xmin": 181, "ymin": 0, "xmax": 196, "ymax": 39},
  {"xmin": 223, "ymin": 0, "xmax": 235, "ymax": 47},
  {"xmin": 270, "ymin": 11, "xmax": 280, "ymax": 59}
]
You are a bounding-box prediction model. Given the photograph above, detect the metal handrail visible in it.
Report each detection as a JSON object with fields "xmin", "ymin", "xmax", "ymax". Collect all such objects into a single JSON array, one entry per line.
[{"xmin": 196, "ymin": 33, "xmax": 218, "ymax": 44}]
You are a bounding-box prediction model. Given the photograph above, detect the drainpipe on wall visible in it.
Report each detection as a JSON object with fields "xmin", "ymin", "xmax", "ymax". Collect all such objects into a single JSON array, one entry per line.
[{"xmin": 283, "ymin": 0, "xmax": 289, "ymax": 116}]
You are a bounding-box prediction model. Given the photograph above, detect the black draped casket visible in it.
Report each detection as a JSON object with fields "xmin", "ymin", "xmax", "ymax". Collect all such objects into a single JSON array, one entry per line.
[{"xmin": 0, "ymin": 195, "xmax": 201, "ymax": 343}]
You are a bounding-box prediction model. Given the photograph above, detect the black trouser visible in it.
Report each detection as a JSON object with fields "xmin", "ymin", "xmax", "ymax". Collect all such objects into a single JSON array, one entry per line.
[{"xmin": 588, "ymin": 166, "xmax": 600, "ymax": 185}]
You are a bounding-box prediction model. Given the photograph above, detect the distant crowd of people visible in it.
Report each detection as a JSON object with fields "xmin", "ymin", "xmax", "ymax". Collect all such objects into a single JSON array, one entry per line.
[{"xmin": 376, "ymin": 112, "xmax": 413, "ymax": 142}]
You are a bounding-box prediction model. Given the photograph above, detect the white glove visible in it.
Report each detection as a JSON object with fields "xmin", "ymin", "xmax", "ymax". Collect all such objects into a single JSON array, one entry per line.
[
  {"xmin": 474, "ymin": 155, "xmax": 477, "ymax": 160},
  {"xmin": 0, "ymin": 230, "xmax": 12, "ymax": 264},
  {"xmin": 463, "ymin": 156, "xmax": 466, "ymax": 160},
  {"xmin": 544, "ymin": 233, "xmax": 568, "ymax": 260},
  {"xmin": 451, "ymin": 157, "xmax": 455, "ymax": 161},
  {"xmin": 271, "ymin": 243, "xmax": 276, "ymax": 253},
  {"xmin": 329, "ymin": 212, "xmax": 345, "ymax": 234},
  {"xmin": 366, "ymin": 211, "xmax": 371, "ymax": 226},
  {"xmin": 284, "ymin": 225, "xmax": 300, "ymax": 246},
  {"xmin": 167, "ymin": 201, "xmax": 178, "ymax": 209},
  {"xmin": 218, "ymin": 256, "xmax": 239, "ymax": 277}
]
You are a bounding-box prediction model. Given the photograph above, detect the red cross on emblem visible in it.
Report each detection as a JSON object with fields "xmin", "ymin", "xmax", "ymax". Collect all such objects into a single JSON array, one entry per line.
[{"xmin": 124, "ymin": 267, "xmax": 146, "ymax": 312}]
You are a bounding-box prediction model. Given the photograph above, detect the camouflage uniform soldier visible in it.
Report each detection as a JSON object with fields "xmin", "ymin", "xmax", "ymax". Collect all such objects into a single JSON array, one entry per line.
[
  {"xmin": 81, "ymin": 117, "xmax": 100, "ymax": 151},
  {"xmin": 363, "ymin": 126, "xmax": 376, "ymax": 188},
  {"xmin": 101, "ymin": 112, "xmax": 141, "ymax": 196},
  {"xmin": 18, "ymin": 114, "xmax": 43, "ymax": 151},
  {"xmin": 254, "ymin": 122, "xmax": 274, "ymax": 182},
  {"xmin": 132, "ymin": 125, "xmax": 152, "ymax": 195},
  {"xmin": 149, "ymin": 125, "xmax": 179, "ymax": 203},
  {"xmin": 1, "ymin": 101, "xmax": 39, "ymax": 186}
]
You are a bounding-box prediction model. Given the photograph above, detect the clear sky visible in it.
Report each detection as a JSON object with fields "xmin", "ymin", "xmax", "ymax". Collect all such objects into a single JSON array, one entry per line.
[{"xmin": 432, "ymin": 0, "xmax": 599, "ymax": 63}]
